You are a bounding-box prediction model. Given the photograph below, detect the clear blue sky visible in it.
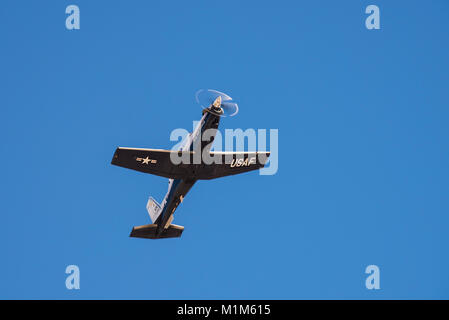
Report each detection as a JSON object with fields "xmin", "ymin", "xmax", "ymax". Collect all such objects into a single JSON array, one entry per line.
[{"xmin": 1, "ymin": 1, "xmax": 449, "ymax": 299}]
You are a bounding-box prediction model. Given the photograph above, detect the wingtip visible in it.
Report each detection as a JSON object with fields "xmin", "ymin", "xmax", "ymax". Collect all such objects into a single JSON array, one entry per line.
[{"xmin": 111, "ymin": 147, "xmax": 120, "ymax": 165}]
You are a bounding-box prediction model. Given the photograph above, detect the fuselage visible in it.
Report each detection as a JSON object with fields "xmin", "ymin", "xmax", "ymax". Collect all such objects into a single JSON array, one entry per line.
[{"xmin": 155, "ymin": 110, "xmax": 220, "ymax": 235}]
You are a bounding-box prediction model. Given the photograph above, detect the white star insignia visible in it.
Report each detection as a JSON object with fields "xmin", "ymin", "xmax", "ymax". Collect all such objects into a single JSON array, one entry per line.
[{"xmin": 142, "ymin": 156, "xmax": 150, "ymax": 164}]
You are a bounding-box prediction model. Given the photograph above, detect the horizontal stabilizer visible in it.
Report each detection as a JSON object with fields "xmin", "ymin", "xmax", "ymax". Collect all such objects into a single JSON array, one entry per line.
[{"xmin": 129, "ymin": 223, "xmax": 184, "ymax": 239}]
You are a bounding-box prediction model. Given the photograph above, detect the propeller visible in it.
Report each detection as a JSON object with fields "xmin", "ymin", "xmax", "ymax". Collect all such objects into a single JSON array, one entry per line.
[{"xmin": 195, "ymin": 89, "xmax": 239, "ymax": 117}]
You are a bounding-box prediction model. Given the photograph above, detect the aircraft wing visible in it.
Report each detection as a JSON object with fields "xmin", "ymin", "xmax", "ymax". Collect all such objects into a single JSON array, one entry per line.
[
  {"xmin": 195, "ymin": 151, "xmax": 270, "ymax": 179},
  {"xmin": 111, "ymin": 148, "xmax": 270, "ymax": 180},
  {"xmin": 111, "ymin": 147, "xmax": 194, "ymax": 179}
]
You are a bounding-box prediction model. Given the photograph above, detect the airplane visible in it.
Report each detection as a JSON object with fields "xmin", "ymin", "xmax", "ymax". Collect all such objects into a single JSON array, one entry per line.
[{"xmin": 111, "ymin": 90, "xmax": 270, "ymax": 239}]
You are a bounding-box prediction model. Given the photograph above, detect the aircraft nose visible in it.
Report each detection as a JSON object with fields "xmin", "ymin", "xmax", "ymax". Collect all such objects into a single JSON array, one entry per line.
[{"xmin": 212, "ymin": 96, "xmax": 222, "ymax": 109}]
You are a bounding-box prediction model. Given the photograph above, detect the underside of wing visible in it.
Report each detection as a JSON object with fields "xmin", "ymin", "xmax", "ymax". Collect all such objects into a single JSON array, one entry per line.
[
  {"xmin": 111, "ymin": 147, "xmax": 194, "ymax": 179},
  {"xmin": 195, "ymin": 151, "xmax": 270, "ymax": 179},
  {"xmin": 112, "ymin": 148, "xmax": 270, "ymax": 180}
]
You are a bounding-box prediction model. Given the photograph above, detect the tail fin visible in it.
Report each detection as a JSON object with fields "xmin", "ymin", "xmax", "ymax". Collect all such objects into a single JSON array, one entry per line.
[
  {"xmin": 146, "ymin": 197, "xmax": 162, "ymax": 223},
  {"xmin": 130, "ymin": 224, "xmax": 184, "ymax": 239}
]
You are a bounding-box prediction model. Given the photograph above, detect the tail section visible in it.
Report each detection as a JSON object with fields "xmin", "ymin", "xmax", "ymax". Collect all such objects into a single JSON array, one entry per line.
[
  {"xmin": 130, "ymin": 224, "xmax": 184, "ymax": 239},
  {"xmin": 133, "ymin": 196, "xmax": 183, "ymax": 239}
]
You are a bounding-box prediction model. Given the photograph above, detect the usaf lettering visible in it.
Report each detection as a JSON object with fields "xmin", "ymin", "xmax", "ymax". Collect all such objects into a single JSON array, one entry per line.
[{"xmin": 230, "ymin": 156, "xmax": 256, "ymax": 168}]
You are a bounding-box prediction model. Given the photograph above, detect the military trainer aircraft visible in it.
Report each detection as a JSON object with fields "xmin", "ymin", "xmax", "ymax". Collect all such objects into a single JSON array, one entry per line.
[{"xmin": 111, "ymin": 90, "xmax": 270, "ymax": 239}]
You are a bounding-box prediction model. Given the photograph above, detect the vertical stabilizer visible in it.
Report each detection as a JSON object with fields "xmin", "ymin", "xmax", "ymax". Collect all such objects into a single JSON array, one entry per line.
[{"xmin": 146, "ymin": 197, "xmax": 162, "ymax": 223}]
